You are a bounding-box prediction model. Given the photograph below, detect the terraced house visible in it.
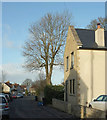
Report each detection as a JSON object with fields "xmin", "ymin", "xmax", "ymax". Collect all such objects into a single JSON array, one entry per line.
[{"xmin": 64, "ymin": 23, "xmax": 107, "ymax": 106}]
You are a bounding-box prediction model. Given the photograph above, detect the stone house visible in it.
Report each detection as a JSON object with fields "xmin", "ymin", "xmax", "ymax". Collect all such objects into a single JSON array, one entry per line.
[{"xmin": 64, "ymin": 23, "xmax": 107, "ymax": 106}]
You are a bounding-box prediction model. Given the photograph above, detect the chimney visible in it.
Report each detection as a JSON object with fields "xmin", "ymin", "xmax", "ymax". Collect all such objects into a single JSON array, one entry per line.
[
  {"xmin": 95, "ymin": 23, "xmax": 105, "ymax": 47},
  {"xmin": 97, "ymin": 23, "xmax": 100, "ymax": 29}
]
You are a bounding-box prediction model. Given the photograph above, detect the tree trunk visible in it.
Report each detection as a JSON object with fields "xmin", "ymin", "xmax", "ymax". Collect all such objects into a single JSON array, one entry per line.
[
  {"xmin": 45, "ymin": 64, "xmax": 53, "ymax": 85},
  {"xmin": 46, "ymin": 75, "xmax": 52, "ymax": 85},
  {"xmin": 46, "ymin": 57, "xmax": 54, "ymax": 85}
]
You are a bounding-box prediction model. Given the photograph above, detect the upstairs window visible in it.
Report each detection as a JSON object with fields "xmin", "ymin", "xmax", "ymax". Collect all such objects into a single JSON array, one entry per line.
[
  {"xmin": 70, "ymin": 79, "xmax": 75, "ymax": 95},
  {"xmin": 71, "ymin": 52, "xmax": 74, "ymax": 69},
  {"xmin": 66, "ymin": 56, "xmax": 69, "ymax": 71}
]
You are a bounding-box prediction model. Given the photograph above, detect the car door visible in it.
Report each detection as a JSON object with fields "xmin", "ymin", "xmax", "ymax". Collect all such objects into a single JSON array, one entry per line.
[
  {"xmin": 92, "ymin": 95, "xmax": 104, "ymax": 111},
  {"xmin": 102, "ymin": 95, "xmax": 107, "ymax": 111}
]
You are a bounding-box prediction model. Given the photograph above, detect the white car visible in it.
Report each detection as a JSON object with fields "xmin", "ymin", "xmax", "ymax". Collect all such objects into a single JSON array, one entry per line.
[{"xmin": 89, "ymin": 95, "xmax": 107, "ymax": 111}]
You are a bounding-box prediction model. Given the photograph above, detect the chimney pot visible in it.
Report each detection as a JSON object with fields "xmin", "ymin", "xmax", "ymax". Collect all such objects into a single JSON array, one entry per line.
[{"xmin": 97, "ymin": 23, "xmax": 101, "ymax": 29}]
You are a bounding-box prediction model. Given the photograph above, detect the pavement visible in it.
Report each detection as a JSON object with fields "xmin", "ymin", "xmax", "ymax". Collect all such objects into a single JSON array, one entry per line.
[{"xmin": 9, "ymin": 96, "xmax": 76, "ymax": 119}]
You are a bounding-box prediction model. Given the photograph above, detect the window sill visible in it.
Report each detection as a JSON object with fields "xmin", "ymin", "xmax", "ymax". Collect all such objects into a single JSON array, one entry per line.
[{"xmin": 69, "ymin": 94, "xmax": 75, "ymax": 96}]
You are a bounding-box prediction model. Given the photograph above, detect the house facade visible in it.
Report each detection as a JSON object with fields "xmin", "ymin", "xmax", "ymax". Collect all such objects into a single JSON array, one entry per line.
[
  {"xmin": 29, "ymin": 87, "xmax": 36, "ymax": 95},
  {"xmin": 64, "ymin": 24, "xmax": 107, "ymax": 106},
  {"xmin": 2, "ymin": 83, "xmax": 11, "ymax": 93}
]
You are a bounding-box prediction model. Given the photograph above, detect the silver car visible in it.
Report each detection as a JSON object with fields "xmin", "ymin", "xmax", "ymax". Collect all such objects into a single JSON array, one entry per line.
[
  {"xmin": 89, "ymin": 95, "xmax": 107, "ymax": 111},
  {"xmin": 17, "ymin": 93, "xmax": 23, "ymax": 98},
  {"xmin": 0, "ymin": 94, "xmax": 9, "ymax": 118}
]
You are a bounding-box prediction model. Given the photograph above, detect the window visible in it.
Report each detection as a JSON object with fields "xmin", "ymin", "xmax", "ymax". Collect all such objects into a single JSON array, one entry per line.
[
  {"xmin": 71, "ymin": 52, "xmax": 74, "ymax": 69},
  {"xmin": 66, "ymin": 56, "xmax": 69, "ymax": 71},
  {"xmin": 103, "ymin": 96, "xmax": 107, "ymax": 101},
  {"xmin": 96, "ymin": 95, "xmax": 104, "ymax": 101},
  {"xmin": 70, "ymin": 79, "xmax": 75, "ymax": 95}
]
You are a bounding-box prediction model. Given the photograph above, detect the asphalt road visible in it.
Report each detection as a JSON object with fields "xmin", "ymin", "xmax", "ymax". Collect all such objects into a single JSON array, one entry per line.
[{"xmin": 9, "ymin": 96, "xmax": 75, "ymax": 119}]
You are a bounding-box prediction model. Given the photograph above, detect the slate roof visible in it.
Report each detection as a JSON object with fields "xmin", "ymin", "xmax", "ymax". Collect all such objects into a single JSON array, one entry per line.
[{"xmin": 75, "ymin": 28, "xmax": 107, "ymax": 49}]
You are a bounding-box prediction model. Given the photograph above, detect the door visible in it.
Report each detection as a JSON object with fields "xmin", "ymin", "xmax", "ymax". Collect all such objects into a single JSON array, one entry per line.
[{"xmin": 92, "ymin": 95, "xmax": 106, "ymax": 111}]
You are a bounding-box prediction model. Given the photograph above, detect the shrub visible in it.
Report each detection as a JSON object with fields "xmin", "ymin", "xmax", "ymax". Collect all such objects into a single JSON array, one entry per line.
[
  {"xmin": 25, "ymin": 89, "xmax": 28, "ymax": 96},
  {"xmin": 44, "ymin": 85, "xmax": 64, "ymax": 104}
]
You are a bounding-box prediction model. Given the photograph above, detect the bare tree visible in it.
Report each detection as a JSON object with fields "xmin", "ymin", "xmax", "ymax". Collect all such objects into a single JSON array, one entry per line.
[
  {"xmin": 22, "ymin": 79, "xmax": 32, "ymax": 87},
  {"xmin": 32, "ymin": 72, "xmax": 46, "ymax": 96},
  {"xmin": 86, "ymin": 17, "xmax": 105, "ymax": 30},
  {"xmin": 23, "ymin": 11, "xmax": 72, "ymax": 85}
]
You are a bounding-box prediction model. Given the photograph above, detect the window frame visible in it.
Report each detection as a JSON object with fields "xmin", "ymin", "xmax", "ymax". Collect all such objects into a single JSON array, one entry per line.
[
  {"xmin": 70, "ymin": 79, "xmax": 75, "ymax": 95},
  {"xmin": 66, "ymin": 56, "xmax": 69, "ymax": 71},
  {"xmin": 96, "ymin": 95, "xmax": 104, "ymax": 101},
  {"xmin": 71, "ymin": 52, "xmax": 74, "ymax": 69}
]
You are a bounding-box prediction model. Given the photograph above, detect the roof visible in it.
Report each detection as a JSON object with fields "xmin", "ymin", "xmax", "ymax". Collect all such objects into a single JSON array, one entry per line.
[
  {"xmin": 20, "ymin": 85, "xmax": 26, "ymax": 88},
  {"xmin": 75, "ymin": 28, "xmax": 107, "ymax": 49},
  {"xmin": 5, "ymin": 81, "xmax": 13, "ymax": 88},
  {"xmin": 14, "ymin": 83, "xmax": 19, "ymax": 88}
]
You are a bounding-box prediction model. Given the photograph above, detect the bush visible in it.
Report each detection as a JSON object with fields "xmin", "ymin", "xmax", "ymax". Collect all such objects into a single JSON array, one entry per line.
[
  {"xmin": 44, "ymin": 85, "xmax": 64, "ymax": 104},
  {"xmin": 25, "ymin": 89, "xmax": 28, "ymax": 96}
]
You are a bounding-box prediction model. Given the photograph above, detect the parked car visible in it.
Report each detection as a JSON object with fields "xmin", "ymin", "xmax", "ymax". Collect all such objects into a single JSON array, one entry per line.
[
  {"xmin": 89, "ymin": 95, "xmax": 107, "ymax": 111},
  {"xmin": 7, "ymin": 93, "xmax": 13, "ymax": 101},
  {"xmin": 17, "ymin": 93, "xmax": 23, "ymax": 98},
  {"xmin": 0, "ymin": 94, "xmax": 9, "ymax": 118},
  {"xmin": 4, "ymin": 94, "xmax": 10, "ymax": 103},
  {"xmin": 12, "ymin": 94, "xmax": 17, "ymax": 99},
  {"xmin": 0, "ymin": 93, "xmax": 10, "ymax": 103},
  {"xmin": 23, "ymin": 92, "xmax": 25, "ymax": 95}
]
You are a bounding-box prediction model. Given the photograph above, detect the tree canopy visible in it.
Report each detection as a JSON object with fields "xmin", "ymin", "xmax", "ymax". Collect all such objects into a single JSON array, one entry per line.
[
  {"xmin": 23, "ymin": 11, "xmax": 72, "ymax": 85},
  {"xmin": 86, "ymin": 17, "xmax": 105, "ymax": 30}
]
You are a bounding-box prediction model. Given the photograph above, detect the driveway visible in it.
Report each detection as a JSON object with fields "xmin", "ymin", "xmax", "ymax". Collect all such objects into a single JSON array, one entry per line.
[{"xmin": 9, "ymin": 96, "xmax": 75, "ymax": 119}]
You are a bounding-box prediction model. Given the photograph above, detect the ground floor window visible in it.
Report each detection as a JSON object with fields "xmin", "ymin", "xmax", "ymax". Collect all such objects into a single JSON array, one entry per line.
[{"xmin": 70, "ymin": 79, "xmax": 75, "ymax": 95}]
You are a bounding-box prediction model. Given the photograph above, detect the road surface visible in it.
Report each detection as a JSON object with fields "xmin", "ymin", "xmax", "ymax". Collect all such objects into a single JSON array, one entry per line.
[{"xmin": 9, "ymin": 96, "xmax": 75, "ymax": 119}]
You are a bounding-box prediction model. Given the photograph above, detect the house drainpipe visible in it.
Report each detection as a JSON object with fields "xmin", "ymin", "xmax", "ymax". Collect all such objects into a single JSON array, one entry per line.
[{"xmin": 91, "ymin": 51, "xmax": 93, "ymax": 101}]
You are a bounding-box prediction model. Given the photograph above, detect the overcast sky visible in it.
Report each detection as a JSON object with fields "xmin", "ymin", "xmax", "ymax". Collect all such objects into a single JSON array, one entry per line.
[{"xmin": 1, "ymin": 2, "xmax": 105, "ymax": 85}]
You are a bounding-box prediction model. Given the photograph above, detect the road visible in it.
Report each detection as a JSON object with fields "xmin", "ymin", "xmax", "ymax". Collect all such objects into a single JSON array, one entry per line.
[{"xmin": 9, "ymin": 96, "xmax": 75, "ymax": 119}]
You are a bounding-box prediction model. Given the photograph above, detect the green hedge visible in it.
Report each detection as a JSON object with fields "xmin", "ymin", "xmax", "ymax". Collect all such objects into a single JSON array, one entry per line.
[{"xmin": 44, "ymin": 85, "xmax": 64, "ymax": 104}]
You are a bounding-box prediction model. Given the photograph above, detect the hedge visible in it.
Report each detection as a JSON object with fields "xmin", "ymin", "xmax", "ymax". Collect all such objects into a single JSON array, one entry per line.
[{"xmin": 44, "ymin": 85, "xmax": 64, "ymax": 104}]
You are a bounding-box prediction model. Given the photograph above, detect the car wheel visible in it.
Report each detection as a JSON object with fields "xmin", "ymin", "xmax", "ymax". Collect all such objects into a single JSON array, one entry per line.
[{"xmin": 89, "ymin": 104, "xmax": 92, "ymax": 108}]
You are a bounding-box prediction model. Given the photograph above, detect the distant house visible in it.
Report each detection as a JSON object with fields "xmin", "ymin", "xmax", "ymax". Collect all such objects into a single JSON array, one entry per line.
[
  {"xmin": 64, "ymin": 23, "xmax": 107, "ymax": 106},
  {"xmin": 2, "ymin": 82, "xmax": 11, "ymax": 93},
  {"xmin": 4, "ymin": 81, "xmax": 15, "ymax": 94},
  {"xmin": 29, "ymin": 87, "xmax": 36, "ymax": 95},
  {"xmin": 12, "ymin": 83, "xmax": 22, "ymax": 94},
  {"xmin": 20, "ymin": 85, "xmax": 27, "ymax": 91}
]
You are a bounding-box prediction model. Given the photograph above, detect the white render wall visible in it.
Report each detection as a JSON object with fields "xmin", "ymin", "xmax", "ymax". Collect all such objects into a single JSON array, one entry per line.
[
  {"xmin": 78, "ymin": 49, "xmax": 106, "ymax": 106},
  {"xmin": 2, "ymin": 83, "xmax": 10, "ymax": 93}
]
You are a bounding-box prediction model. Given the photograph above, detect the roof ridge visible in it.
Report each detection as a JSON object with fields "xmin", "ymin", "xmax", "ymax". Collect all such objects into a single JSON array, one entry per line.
[{"xmin": 75, "ymin": 28, "xmax": 95, "ymax": 31}]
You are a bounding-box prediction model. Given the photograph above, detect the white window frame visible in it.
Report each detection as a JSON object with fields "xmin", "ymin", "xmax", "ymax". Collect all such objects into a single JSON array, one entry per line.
[{"xmin": 70, "ymin": 79, "xmax": 75, "ymax": 95}]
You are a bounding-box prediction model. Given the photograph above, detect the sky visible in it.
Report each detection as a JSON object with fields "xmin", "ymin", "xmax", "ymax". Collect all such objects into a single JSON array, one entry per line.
[{"xmin": 1, "ymin": 2, "xmax": 106, "ymax": 85}]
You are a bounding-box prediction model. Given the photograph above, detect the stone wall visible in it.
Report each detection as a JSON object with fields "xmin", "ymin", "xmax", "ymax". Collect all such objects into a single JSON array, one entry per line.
[{"xmin": 52, "ymin": 98, "xmax": 106, "ymax": 118}]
